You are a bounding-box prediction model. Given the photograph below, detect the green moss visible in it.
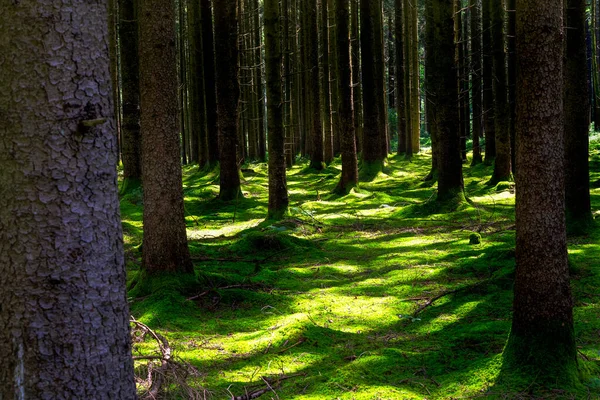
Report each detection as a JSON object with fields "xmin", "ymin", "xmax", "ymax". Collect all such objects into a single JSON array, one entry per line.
[
  {"xmin": 118, "ymin": 149, "xmax": 600, "ymax": 399},
  {"xmin": 469, "ymin": 232, "xmax": 482, "ymax": 245}
]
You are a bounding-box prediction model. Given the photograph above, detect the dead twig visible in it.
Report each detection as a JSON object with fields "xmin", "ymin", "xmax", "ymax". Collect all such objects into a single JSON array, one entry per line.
[
  {"xmin": 231, "ymin": 374, "xmax": 305, "ymax": 400},
  {"xmin": 412, "ymin": 280, "xmax": 488, "ymax": 317}
]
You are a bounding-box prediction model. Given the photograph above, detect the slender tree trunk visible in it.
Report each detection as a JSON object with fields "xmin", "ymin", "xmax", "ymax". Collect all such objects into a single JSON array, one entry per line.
[
  {"xmin": 139, "ymin": 0, "xmax": 193, "ymax": 274},
  {"xmin": 335, "ymin": 0, "xmax": 359, "ymax": 193},
  {"xmin": 427, "ymin": 0, "xmax": 464, "ymax": 203},
  {"xmin": 255, "ymin": 0, "xmax": 267, "ymax": 162},
  {"xmin": 215, "ymin": 0, "xmax": 243, "ymax": 200},
  {"xmin": 396, "ymin": 0, "xmax": 407, "ymax": 155},
  {"xmin": 308, "ymin": 0, "xmax": 325, "ymax": 169},
  {"xmin": 388, "ymin": 15, "xmax": 396, "ymax": 109},
  {"xmin": 564, "ymin": 0, "xmax": 593, "ymax": 229},
  {"xmin": 265, "ymin": 0, "xmax": 289, "ymax": 219},
  {"xmin": 321, "ymin": 0, "xmax": 335, "ymax": 163},
  {"xmin": 503, "ymin": 0, "xmax": 578, "ymax": 384},
  {"xmin": 470, "ymin": 0, "xmax": 483, "ymax": 165},
  {"xmin": 191, "ymin": 0, "xmax": 209, "ymax": 169},
  {"xmin": 482, "ymin": 0, "xmax": 496, "ymax": 162},
  {"xmin": 410, "ymin": 0, "xmax": 420, "ymax": 154},
  {"xmin": 351, "ymin": 0, "xmax": 364, "ymax": 152},
  {"xmin": 201, "ymin": 0, "xmax": 220, "ymax": 167},
  {"xmin": 507, "ymin": 0, "xmax": 516, "ymax": 173},
  {"xmin": 403, "ymin": 0, "xmax": 413, "ymax": 157},
  {"xmin": 0, "ymin": 2, "xmax": 137, "ymax": 396},
  {"xmin": 456, "ymin": 0, "xmax": 467, "ymax": 161},
  {"xmin": 490, "ymin": 0, "xmax": 512, "ymax": 183},
  {"xmin": 119, "ymin": 0, "xmax": 142, "ymax": 188}
]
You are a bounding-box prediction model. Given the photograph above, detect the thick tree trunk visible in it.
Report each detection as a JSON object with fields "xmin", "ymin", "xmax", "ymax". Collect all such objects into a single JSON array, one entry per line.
[
  {"xmin": 265, "ymin": 0, "xmax": 290, "ymax": 219},
  {"xmin": 335, "ymin": 0, "xmax": 359, "ymax": 193},
  {"xmin": 201, "ymin": 0, "xmax": 220, "ymax": 167},
  {"xmin": 564, "ymin": 0, "xmax": 593, "ymax": 229},
  {"xmin": 504, "ymin": 0, "xmax": 578, "ymax": 384},
  {"xmin": 0, "ymin": 1, "xmax": 136, "ymax": 397},
  {"xmin": 360, "ymin": 0, "xmax": 387, "ymax": 176},
  {"xmin": 215, "ymin": 0, "xmax": 243, "ymax": 200},
  {"xmin": 139, "ymin": 0, "xmax": 193, "ymax": 274},
  {"xmin": 489, "ymin": 0, "xmax": 512, "ymax": 183},
  {"xmin": 470, "ymin": 0, "xmax": 483, "ymax": 165},
  {"xmin": 119, "ymin": 0, "xmax": 142, "ymax": 188},
  {"xmin": 427, "ymin": 0, "xmax": 464, "ymax": 203}
]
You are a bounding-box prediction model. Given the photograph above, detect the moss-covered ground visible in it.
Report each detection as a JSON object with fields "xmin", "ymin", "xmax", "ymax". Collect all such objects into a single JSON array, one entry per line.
[{"xmin": 120, "ymin": 143, "xmax": 600, "ymax": 399}]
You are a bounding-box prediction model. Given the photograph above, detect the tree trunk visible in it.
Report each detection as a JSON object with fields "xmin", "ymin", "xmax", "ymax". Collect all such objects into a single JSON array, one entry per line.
[
  {"xmin": 308, "ymin": 0, "xmax": 325, "ymax": 169},
  {"xmin": 335, "ymin": 0, "xmax": 359, "ymax": 193},
  {"xmin": 403, "ymin": 0, "xmax": 413, "ymax": 157},
  {"xmin": 456, "ymin": 0, "xmax": 467, "ymax": 161},
  {"xmin": 564, "ymin": 0, "xmax": 593, "ymax": 229},
  {"xmin": 265, "ymin": 0, "xmax": 290, "ymax": 219},
  {"xmin": 507, "ymin": 0, "xmax": 516, "ymax": 173},
  {"xmin": 410, "ymin": 0, "xmax": 420, "ymax": 154},
  {"xmin": 201, "ymin": 0, "xmax": 220, "ymax": 167},
  {"xmin": 482, "ymin": 0, "xmax": 496, "ymax": 162},
  {"xmin": 396, "ymin": 0, "xmax": 407, "ymax": 155},
  {"xmin": 0, "ymin": 1, "xmax": 136, "ymax": 396},
  {"xmin": 503, "ymin": 0, "xmax": 578, "ymax": 384},
  {"xmin": 139, "ymin": 0, "xmax": 193, "ymax": 274},
  {"xmin": 255, "ymin": 0, "xmax": 267, "ymax": 162},
  {"xmin": 360, "ymin": 0, "xmax": 387, "ymax": 176},
  {"xmin": 119, "ymin": 0, "xmax": 142, "ymax": 188},
  {"xmin": 215, "ymin": 0, "xmax": 243, "ymax": 200},
  {"xmin": 427, "ymin": 0, "xmax": 464, "ymax": 203},
  {"xmin": 191, "ymin": 0, "xmax": 209, "ymax": 169},
  {"xmin": 470, "ymin": 0, "xmax": 483, "ymax": 165},
  {"xmin": 351, "ymin": 0, "xmax": 364, "ymax": 152},
  {"xmin": 321, "ymin": 0, "xmax": 335, "ymax": 164},
  {"xmin": 489, "ymin": 0, "xmax": 512, "ymax": 183}
]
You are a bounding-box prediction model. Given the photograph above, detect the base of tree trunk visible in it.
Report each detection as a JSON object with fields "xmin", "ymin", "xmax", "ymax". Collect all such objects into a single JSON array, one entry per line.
[
  {"xmin": 423, "ymin": 167, "xmax": 438, "ymax": 183},
  {"xmin": 219, "ymin": 187, "xmax": 243, "ymax": 202},
  {"xmin": 267, "ymin": 207, "xmax": 289, "ymax": 221},
  {"xmin": 487, "ymin": 172, "xmax": 513, "ymax": 187},
  {"xmin": 470, "ymin": 154, "xmax": 483, "ymax": 167},
  {"xmin": 435, "ymin": 188, "xmax": 466, "ymax": 211},
  {"xmin": 333, "ymin": 179, "xmax": 358, "ymax": 196},
  {"xmin": 501, "ymin": 324, "xmax": 580, "ymax": 390},
  {"xmin": 359, "ymin": 160, "xmax": 385, "ymax": 182},
  {"xmin": 308, "ymin": 160, "xmax": 326, "ymax": 171}
]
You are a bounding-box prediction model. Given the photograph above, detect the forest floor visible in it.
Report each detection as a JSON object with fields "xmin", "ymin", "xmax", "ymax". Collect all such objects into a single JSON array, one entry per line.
[{"xmin": 120, "ymin": 141, "xmax": 600, "ymax": 399}]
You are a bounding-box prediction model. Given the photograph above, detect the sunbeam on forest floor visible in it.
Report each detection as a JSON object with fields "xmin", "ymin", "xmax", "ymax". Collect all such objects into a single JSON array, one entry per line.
[{"xmin": 120, "ymin": 149, "xmax": 600, "ymax": 399}]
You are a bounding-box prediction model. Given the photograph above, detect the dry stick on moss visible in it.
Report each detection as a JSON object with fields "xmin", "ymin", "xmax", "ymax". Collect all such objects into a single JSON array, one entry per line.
[
  {"xmin": 232, "ymin": 374, "xmax": 305, "ymax": 400},
  {"xmin": 411, "ymin": 280, "xmax": 488, "ymax": 317}
]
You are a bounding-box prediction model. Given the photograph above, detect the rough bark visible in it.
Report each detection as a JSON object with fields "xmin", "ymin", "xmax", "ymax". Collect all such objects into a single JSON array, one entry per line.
[
  {"xmin": 410, "ymin": 0, "xmax": 420, "ymax": 154},
  {"xmin": 427, "ymin": 0, "xmax": 464, "ymax": 203},
  {"xmin": 564, "ymin": 0, "xmax": 593, "ymax": 229},
  {"xmin": 191, "ymin": 0, "xmax": 209, "ymax": 168},
  {"xmin": 489, "ymin": 0, "xmax": 512, "ymax": 183},
  {"xmin": 456, "ymin": 0, "xmax": 467, "ymax": 161},
  {"xmin": 503, "ymin": 0, "xmax": 578, "ymax": 384},
  {"xmin": 470, "ymin": 0, "xmax": 483, "ymax": 165},
  {"xmin": 119, "ymin": 0, "xmax": 142, "ymax": 186},
  {"xmin": 335, "ymin": 0, "xmax": 359, "ymax": 193},
  {"xmin": 507, "ymin": 0, "xmax": 516, "ymax": 173},
  {"xmin": 360, "ymin": 0, "xmax": 387, "ymax": 175},
  {"xmin": 396, "ymin": 0, "xmax": 408, "ymax": 155},
  {"xmin": 482, "ymin": 0, "xmax": 496, "ymax": 162},
  {"xmin": 214, "ymin": 0, "xmax": 243, "ymax": 200},
  {"xmin": 351, "ymin": 0, "xmax": 364, "ymax": 152},
  {"xmin": 254, "ymin": 0, "xmax": 266, "ymax": 162},
  {"xmin": 308, "ymin": 0, "xmax": 325, "ymax": 169},
  {"xmin": 265, "ymin": 0, "xmax": 290, "ymax": 219},
  {"xmin": 403, "ymin": 0, "xmax": 413, "ymax": 157},
  {"xmin": 139, "ymin": 0, "xmax": 193, "ymax": 274},
  {"xmin": 424, "ymin": 0, "xmax": 440, "ymax": 181},
  {"xmin": 0, "ymin": 1, "xmax": 136, "ymax": 397},
  {"xmin": 201, "ymin": 0, "xmax": 219, "ymax": 167},
  {"xmin": 321, "ymin": 0, "xmax": 334, "ymax": 164}
]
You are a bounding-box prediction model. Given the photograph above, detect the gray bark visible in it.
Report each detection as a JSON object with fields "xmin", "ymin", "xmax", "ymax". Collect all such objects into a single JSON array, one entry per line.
[{"xmin": 0, "ymin": 1, "xmax": 136, "ymax": 397}]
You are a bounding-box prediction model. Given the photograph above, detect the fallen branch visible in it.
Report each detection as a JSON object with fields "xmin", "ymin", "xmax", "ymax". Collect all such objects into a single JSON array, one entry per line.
[
  {"xmin": 412, "ymin": 280, "xmax": 488, "ymax": 317},
  {"xmin": 231, "ymin": 374, "xmax": 305, "ymax": 400},
  {"xmin": 187, "ymin": 284, "xmax": 266, "ymax": 301}
]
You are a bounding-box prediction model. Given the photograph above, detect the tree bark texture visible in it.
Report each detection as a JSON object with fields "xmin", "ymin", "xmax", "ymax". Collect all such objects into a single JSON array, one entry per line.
[
  {"xmin": 265, "ymin": 0, "xmax": 290, "ymax": 219},
  {"xmin": 490, "ymin": 0, "xmax": 512, "ymax": 183},
  {"xmin": 321, "ymin": 0, "xmax": 335, "ymax": 164},
  {"xmin": 470, "ymin": 0, "xmax": 483, "ymax": 165},
  {"xmin": 360, "ymin": 0, "xmax": 387, "ymax": 172},
  {"xmin": 427, "ymin": 0, "xmax": 464, "ymax": 202},
  {"xmin": 0, "ymin": 1, "xmax": 136, "ymax": 397},
  {"xmin": 396, "ymin": 0, "xmax": 408, "ymax": 155},
  {"xmin": 482, "ymin": 0, "xmax": 496, "ymax": 162},
  {"xmin": 505, "ymin": 0, "xmax": 577, "ymax": 382},
  {"xmin": 351, "ymin": 0, "xmax": 364, "ymax": 152},
  {"xmin": 139, "ymin": 0, "xmax": 193, "ymax": 274},
  {"xmin": 308, "ymin": 0, "xmax": 325, "ymax": 169},
  {"xmin": 564, "ymin": 0, "xmax": 592, "ymax": 228},
  {"xmin": 119, "ymin": 0, "xmax": 142, "ymax": 184},
  {"xmin": 335, "ymin": 0, "xmax": 359, "ymax": 193},
  {"xmin": 214, "ymin": 0, "xmax": 243, "ymax": 200},
  {"xmin": 201, "ymin": 0, "xmax": 220, "ymax": 167}
]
